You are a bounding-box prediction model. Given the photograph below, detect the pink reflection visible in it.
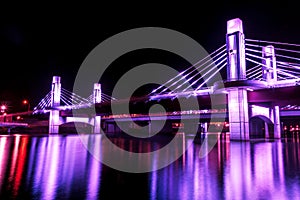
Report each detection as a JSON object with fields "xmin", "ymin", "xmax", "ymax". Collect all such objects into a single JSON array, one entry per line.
[
  {"xmin": 9, "ymin": 135, "xmax": 20, "ymax": 179},
  {"xmin": 193, "ymin": 147, "xmax": 201, "ymax": 199},
  {"xmin": 13, "ymin": 137, "xmax": 28, "ymax": 196},
  {"xmin": 0, "ymin": 137, "xmax": 8, "ymax": 189},
  {"xmin": 8, "ymin": 135, "xmax": 21, "ymax": 197}
]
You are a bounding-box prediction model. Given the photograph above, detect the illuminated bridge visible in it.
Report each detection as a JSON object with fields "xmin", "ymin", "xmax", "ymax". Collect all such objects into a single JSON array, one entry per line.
[{"xmin": 6, "ymin": 18, "xmax": 300, "ymax": 141}]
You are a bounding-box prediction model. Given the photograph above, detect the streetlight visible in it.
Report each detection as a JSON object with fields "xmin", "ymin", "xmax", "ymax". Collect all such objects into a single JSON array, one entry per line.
[
  {"xmin": 1, "ymin": 105, "xmax": 6, "ymax": 113},
  {"xmin": 23, "ymin": 100, "xmax": 30, "ymax": 112}
]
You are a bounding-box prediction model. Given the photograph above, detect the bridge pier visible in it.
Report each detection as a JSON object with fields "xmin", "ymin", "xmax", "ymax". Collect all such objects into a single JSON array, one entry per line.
[
  {"xmin": 228, "ymin": 88, "xmax": 250, "ymax": 140},
  {"xmin": 49, "ymin": 110, "xmax": 60, "ymax": 134},
  {"xmin": 273, "ymin": 105, "xmax": 281, "ymax": 138}
]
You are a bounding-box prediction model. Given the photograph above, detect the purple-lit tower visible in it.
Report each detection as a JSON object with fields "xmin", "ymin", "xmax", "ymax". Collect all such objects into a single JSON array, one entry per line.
[
  {"xmin": 262, "ymin": 45, "xmax": 277, "ymax": 84},
  {"xmin": 225, "ymin": 19, "xmax": 282, "ymax": 140},
  {"xmin": 48, "ymin": 77, "xmax": 103, "ymax": 134},
  {"xmin": 93, "ymin": 83, "xmax": 101, "ymax": 133},
  {"xmin": 49, "ymin": 76, "xmax": 61, "ymax": 134},
  {"xmin": 226, "ymin": 18, "xmax": 250, "ymax": 140},
  {"xmin": 258, "ymin": 45, "xmax": 281, "ymax": 138}
]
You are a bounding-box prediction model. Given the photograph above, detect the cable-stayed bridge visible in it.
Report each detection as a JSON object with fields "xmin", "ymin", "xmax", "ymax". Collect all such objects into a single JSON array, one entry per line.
[{"xmin": 5, "ymin": 18, "xmax": 300, "ymax": 140}]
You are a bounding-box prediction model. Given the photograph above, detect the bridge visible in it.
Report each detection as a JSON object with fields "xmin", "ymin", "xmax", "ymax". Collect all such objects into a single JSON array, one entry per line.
[{"xmin": 3, "ymin": 18, "xmax": 300, "ymax": 140}]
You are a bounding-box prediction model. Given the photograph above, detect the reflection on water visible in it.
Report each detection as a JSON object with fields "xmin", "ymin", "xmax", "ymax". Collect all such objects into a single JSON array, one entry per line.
[{"xmin": 0, "ymin": 133, "xmax": 299, "ymax": 200}]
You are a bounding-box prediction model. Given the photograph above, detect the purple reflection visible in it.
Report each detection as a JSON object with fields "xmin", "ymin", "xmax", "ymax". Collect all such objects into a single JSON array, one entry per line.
[
  {"xmin": 41, "ymin": 136, "xmax": 60, "ymax": 200},
  {"xmin": 0, "ymin": 134, "xmax": 300, "ymax": 199},
  {"xmin": 225, "ymin": 142, "xmax": 251, "ymax": 199},
  {"xmin": 86, "ymin": 135, "xmax": 102, "ymax": 200}
]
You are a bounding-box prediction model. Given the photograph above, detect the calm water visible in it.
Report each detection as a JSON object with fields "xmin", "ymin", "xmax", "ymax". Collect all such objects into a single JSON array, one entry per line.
[{"xmin": 0, "ymin": 133, "xmax": 300, "ymax": 200}]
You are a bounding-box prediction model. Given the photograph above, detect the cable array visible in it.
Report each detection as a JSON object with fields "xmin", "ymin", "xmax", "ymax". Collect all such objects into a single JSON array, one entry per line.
[
  {"xmin": 245, "ymin": 38, "xmax": 300, "ymax": 80},
  {"xmin": 87, "ymin": 93, "xmax": 117, "ymax": 103},
  {"xmin": 33, "ymin": 87, "xmax": 117, "ymax": 113},
  {"xmin": 149, "ymin": 44, "xmax": 227, "ymax": 97}
]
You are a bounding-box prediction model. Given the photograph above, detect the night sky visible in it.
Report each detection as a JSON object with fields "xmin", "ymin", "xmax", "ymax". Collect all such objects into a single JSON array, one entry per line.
[{"xmin": 1, "ymin": 2, "xmax": 299, "ymax": 112}]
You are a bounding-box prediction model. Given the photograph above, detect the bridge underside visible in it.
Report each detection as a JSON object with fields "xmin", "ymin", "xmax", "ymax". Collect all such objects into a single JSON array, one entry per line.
[{"xmin": 45, "ymin": 85, "xmax": 300, "ymax": 139}]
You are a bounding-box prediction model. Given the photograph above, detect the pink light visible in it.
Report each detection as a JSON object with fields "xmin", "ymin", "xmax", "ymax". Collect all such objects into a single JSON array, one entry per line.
[{"xmin": 0, "ymin": 137, "xmax": 8, "ymax": 189}]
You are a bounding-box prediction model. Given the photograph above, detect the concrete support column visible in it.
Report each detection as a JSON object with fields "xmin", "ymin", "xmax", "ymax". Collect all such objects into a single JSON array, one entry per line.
[
  {"xmin": 49, "ymin": 110, "xmax": 60, "ymax": 134},
  {"xmin": 228, "ymin": 88, "xmax": 249, "ymax": 140},
  {"xmin": 273, "ymin": 105, "xmax": 281, "ymax": 138},
  {"xmin": 49, "ymin": 76, "xmax": 61, "ymax": 134},
  {"xmin": 93, "ymin": 83, "xmax": 101, "ymax": 133},
  {"xmin": 148, "ymin": 121, "xmax": 152, "ymax": 136},
  {"xmin": 93, "ymin": 116, "xmax": 101, "ymax": 134},
  {"xmin": 201, "ymin": 122, "xmax": 207, "ymax": 133}
]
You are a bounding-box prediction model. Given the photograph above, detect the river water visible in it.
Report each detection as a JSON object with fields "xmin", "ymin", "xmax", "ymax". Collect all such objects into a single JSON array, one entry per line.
[{"xmin": 0, "ymin": 133, "xmax": 299, "ymax": 200}]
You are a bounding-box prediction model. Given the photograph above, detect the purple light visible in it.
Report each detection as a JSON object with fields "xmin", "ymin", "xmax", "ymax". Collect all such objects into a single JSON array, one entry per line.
[{"xmin": 227, "ymin": 18, "xmax": 243, "ymax": 34}]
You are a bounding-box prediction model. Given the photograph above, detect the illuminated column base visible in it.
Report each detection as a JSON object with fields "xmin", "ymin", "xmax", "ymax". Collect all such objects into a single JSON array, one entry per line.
[
  {"xmin": 49, "ymin": 110, "xmax": 60, "ymax": 134},
  {"xmin": 273, "ymin": 106, "xmax": 281, "ymax": 139},
  {"xmin": 93, "ymin": 116, "xmax": 101, "ymax": 134},
  {"xmin": 201, "ymin": 122, "xmax": 207, "ymax": 133},
  {"xmin": 228, "ymin": 88, "xmax": 249, "ymax": 140}
]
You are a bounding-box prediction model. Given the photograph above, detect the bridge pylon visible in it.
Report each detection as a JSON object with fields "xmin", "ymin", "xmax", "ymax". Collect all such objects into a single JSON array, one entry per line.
[
  {"xmin": 226, "ymin": 18, "xmax": 250, "ymax": 140},
  {"xmin": 261, "ymin": 45, "xmax": 281, "ymax": 138},
  {"xmin": 262, "ymin": 45, "xmax": 277, "ymax": 85},
  {"xmin": 224, "ymin": 19, "xmax": 282, "ymax": 140},
  {"xmin": 93, "ymin": 83, "xmax": 101, "ymax": 133},
  {"xmin": 49, "ymin": 76, "xmax": 61, "ymax": 134}
]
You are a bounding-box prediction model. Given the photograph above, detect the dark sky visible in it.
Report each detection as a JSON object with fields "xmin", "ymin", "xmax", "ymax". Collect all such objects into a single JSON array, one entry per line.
[{"xmin": 1, "ymin": 2, "xmax": 300, "ymax": 112}]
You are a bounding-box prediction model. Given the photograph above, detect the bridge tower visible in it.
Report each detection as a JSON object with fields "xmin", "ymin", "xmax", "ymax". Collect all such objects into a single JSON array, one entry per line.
[
  {"xmin": 93, "ymin": 83, "xmax": 101, "ymax": 133},
  {"xmin": 262, "ymin": 45, "xmax": 277, "ymax": 85},
  {"xmin": 226, "ymin": 18, "xmax": 249, "ymax": 140},
  {"xmin": 49, "ymin": 76, "xmax": 61, "ymax": 134},
  {"xmin": 256, "ymin": 45, "xmax": 281, "ymax": 138}
]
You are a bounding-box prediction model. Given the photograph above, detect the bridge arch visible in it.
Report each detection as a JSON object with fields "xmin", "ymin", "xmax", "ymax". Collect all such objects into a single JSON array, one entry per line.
[{"xmin": 249, "ymin": 115, "xmax": 274, "ymax": 139}]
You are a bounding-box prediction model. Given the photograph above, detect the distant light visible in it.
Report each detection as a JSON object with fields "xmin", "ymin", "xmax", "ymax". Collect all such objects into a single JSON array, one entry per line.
[
  {"xmin": 0, "ymin": 105, "xmax": 6, "ymax": 110},
  {"xmin": 23, "ymin": 100, "xmax": 28, "ymax": 104}
]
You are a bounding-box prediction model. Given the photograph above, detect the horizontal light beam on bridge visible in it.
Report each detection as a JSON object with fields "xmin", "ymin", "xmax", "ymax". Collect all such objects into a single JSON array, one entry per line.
[
  {"xmin": 149, "ymin": 88, "xmax": 212, "ymax": 100},
  {"xmin": 0, "ymin": 122, "xmax": 28, "ymax": 127}
]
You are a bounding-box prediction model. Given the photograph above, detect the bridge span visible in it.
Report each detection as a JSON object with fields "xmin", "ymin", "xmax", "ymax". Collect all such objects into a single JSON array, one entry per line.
[{"xmin": 9, "ymin": 18, "xmax": 300, "ymax": 141}]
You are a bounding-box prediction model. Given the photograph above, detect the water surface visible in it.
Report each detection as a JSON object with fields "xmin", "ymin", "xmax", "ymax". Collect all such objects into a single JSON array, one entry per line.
[{"xmin": 0, "ymin": 133, "xmax": 299, "ymax": 199}]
